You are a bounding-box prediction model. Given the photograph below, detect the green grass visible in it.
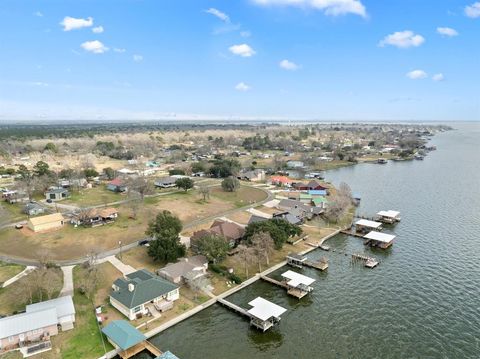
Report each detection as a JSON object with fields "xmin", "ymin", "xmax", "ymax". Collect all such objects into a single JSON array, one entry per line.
[
  {"xmin": 63, "ymin": 186, "xmax": 122, "ymax": 206},
  {"xmin": 0, "ymin": 202, "xmax": 27, "ymax": 222},
  {"xmin": 0, "ymin": 261, "xmax": 25, "ymax": 284},
  {"xmin": 57, "ymin": 291, "xmax": 113, "ymax": 359}
]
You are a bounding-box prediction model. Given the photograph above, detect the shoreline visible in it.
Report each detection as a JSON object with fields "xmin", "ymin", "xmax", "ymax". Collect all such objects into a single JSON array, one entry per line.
[{"xmin": 100, "ymin": 228, "xmax": 341, "ymax": 359}]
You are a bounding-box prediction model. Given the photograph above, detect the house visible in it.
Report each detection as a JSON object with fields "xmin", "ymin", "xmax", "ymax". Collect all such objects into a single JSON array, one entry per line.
[
  {"xmin": 27, "ymin": 213, "xmax": 64, "ymax": 232},
  {"xmin": 45, "ymin": 187, "xmax": 70, "ymax": 201},
  {"xmin": 58, "ymin": 178, "xmax": 87, "ymax": 188},
  {"xmin": 110, "ymin": 269, "xmax": 179, "ymax": 320},
  {"xmin": 0, "ymin": 295, "xmax": 75, "ymax": 355},
  {"xmin": 306, "ymin": 180, "xmax": 328, "ymax": 191},
  {"xmin": 157, "ymin": 255, "xmax": 208, "ymax": 284},
  {"xmin": 308, "ymin": 189, "xmax": 327, "ymax": 197},
  {"xmin": 71, "ymin": 207, "xmax": 118, "ymax": 227},
  {"xmin": 273, "ymin": 211, "xmax": 303, "ymax": 225},
  {"xmin": 299, "ymin": 193, "xmax": 313, "ymax": 203},
  {"xmin": 23, "ymin": 202, "xmax": 45, "ymax": 216},
  {"xmin": 154, "ymin": 176, "xmax": 177, "ymax": 188},
  {"xmin": 237, "ymin": 169, "xmax": 265, "ymax": 182},
  {"xmin": 26, "ymin": 295, "xmax": 76, "ymax": 331},
  {"xmin": 269, "ymin": 176, "xmax": 294, "ymax": 187},
  {"xmin": 312, "ymin": 197, "xmax": 328, "ymax": 209},
  {"xmin": 190, "ymin": 220, "xmax": 245, "ymax": 249},
  {"xmin": 0, "ymin": 308, "xmax": 58, "ymax": 354},
  {"xmin": 248, "ymin": 215, "xmax": 269, "ymax": 225},
  {"xmin": 286, "ymin": 160, "xmax": 304, "ymax": 169},
  {"xmin": 107, "ymin": 178, "xmax": 127, "ymax": 192},
  {"xmin": 2, "ymin": 190, "xmax": 29, "ymax": 204}
]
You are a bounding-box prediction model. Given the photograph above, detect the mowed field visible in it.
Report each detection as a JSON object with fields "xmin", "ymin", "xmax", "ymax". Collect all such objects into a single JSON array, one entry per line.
[{"xmin": 0, "ymin": 186, "xmax": 267, "ymax": 261}]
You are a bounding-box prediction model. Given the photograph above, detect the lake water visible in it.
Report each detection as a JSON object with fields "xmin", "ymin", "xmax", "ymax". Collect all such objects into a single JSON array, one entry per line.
[{"xmin": 142, "ymin": 123, "xmax": 480, "ymax": 359}]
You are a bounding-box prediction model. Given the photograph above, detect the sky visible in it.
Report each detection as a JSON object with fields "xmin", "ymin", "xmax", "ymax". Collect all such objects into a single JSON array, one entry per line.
[{"xmin": 0, "ymin": 0, "xmax": 479, "ymax": 122}]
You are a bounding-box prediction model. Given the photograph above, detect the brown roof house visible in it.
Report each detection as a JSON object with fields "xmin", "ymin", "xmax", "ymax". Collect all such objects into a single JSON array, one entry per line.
[
  {"xmin": 27, "ymin": 213, "xmax": 64, "ymax": 233},
  {"xmin": 157, "ymin": 255, "xmax": 208, "ymax": 284},
  {"xmin": 191, "ymin": 220, "xmax": 245, "ymax": 249}
]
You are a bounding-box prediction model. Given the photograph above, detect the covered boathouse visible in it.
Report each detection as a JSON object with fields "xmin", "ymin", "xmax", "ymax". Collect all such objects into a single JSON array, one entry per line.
[
  {"xmin": 364, "ymin": 231, "xmax": 396, "ymax": 249},
  {"xmin": 355, "ymin": 219, "xmax": 383, "ymax": 234},
  {"xmin": 247, "ymin": 297, "xmax": 287, "ymax": 332},
  {"xmin": 376, "ymin": 210, "xmax": 401, "ymax": 224},
  {"xmin": 281, "ymin": 270, "xmax": 315, "ymax": 299}
]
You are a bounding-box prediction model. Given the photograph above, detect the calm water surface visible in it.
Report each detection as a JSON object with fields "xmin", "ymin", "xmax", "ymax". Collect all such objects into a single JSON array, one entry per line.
[{"xmin": 141, "ymin": 123, "xmax": 480, "ymax": 359}]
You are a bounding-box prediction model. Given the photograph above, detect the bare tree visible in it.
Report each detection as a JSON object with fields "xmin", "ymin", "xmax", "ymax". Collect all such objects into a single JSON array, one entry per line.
[
  {"xmin": 127, "ymin": 190, "xmax": 142, "ymax": 219},
  {"xmin": 237, "ymin": 244, "xmax": 255, "ymax": 278},
  {"xmin": 251, "ymin": 232, "xmax": 275, "ymax": 268},
  {"xmin": 126, "ymin": 176, "xmax": 154, "ymax": 200},
  {"xmin": 184, "ymin": 271, "xmax": 211, "ymax": 301},
  {"xmin": 198, "ymin": 185, "xmax": 210, "ymax": 201}
]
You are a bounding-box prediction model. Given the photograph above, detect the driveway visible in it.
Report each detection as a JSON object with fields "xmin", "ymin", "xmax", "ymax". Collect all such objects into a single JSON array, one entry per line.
[
  {"xmin": 59, "ymin": 265, "xmax": 75, "ymax": 297},
  {"xmin": 101, "ymin": 255, "xmax": 136, "ymax": 276}
]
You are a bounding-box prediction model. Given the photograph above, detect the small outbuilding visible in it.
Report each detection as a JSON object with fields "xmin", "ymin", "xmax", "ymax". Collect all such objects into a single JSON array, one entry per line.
[
  {"xmin": 24, "ymin": 202, "xmax": 45, "ymax": 216},
  {"xmin": 45, "ymin": 187, "xmax": 70, "ymax": 201},
  {"xmin": 27, "ymin": 213, "xmax": 64, "ymax": 232}
]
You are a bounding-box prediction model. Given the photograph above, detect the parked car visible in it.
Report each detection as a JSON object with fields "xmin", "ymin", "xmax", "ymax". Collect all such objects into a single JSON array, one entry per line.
[
  {"xmin": 138, "ymin": 239, "xmax": 150, "ymax": 246},
  {"xmin": 15, "ymin": 224, "xmax": 23, "ymax": 229}
]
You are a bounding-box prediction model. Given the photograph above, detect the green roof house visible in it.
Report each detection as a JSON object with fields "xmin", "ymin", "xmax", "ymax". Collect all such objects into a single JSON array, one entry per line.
[
  {"xmin": 312, "ymin": 197, "xmax": 328, "ymax": 209},
  {"xmin": 110, "ymin": 269, "xmax": 179, "ymax": 320},
  {"xmin": 102, "ymin": 320, "xmax": 146, "ymax": 351}
]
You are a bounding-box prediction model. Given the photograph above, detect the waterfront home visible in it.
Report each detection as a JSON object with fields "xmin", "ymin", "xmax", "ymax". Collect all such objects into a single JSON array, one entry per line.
[
  {"xmin": 276, "ymin": 199, "xmax": 313, "ymax": 220},
  {"xmin": 306, "ymin": 180, "xmax": 328, "ymax": 191},
  {"xmin": 247, "ymin": 297, "xmax": 287, "ymax": 332},
  {"xmin": 0, "ymin": 295, "xmax": 75, "ymax": 356},
  {"xmin": 110, "ymin": 269, "xmax": 179, "ymax": 320},
  {"xmin": 272, "ymin": 211, "xmax": 303, "ymax": 225},
  {"xmin": 364, "ymin": 231, "xmax": 396, "ymax": 249},
  {"xmin": 281, "ymin": 270, "xmax": 315, "ymax": 299},
  {"xmin": 308, "ymin": 189, "xmax": 327, "ymax": 197},
  {"xmin": 154, "ymin": 176, "xmax": 177, "ymax": 188},
  {"xmin": 355, "ymin": 219, "xmax": 383, "ymax": 234},
  {"xmin": 237, "ymin": 169, "xmax": 266, "ymax": 182},
  {"xmin": 312, "ymin": 197, "xmax": 328, "ymax": 209},
  {"xmin": 191, "ymin": 220, "xmax": 245, "ymax": 249},
  {"xmin": 376, "ymin": 210, "xmax": 401, "ymax": 224},
  {"xmin": 23, "ymin": 202, "xmax": 45, "ymax": 216},
  {"xmin": 45, "ymin": 187, "xmax": 70, "ymax": 201},
  {"xmin": 107, "ymin": 178, "xmax": 128, "ymax": 193},
  {"xmin": 157, "ymin": 255, "xmax": 208, "ymax": 284},
  {"xmin": 27, "ymin": 213, "xmax": 64, "ymax": 232},
  {"xmin": 26, "ymin": 295, "xmax": 76, "ymax": 331}
]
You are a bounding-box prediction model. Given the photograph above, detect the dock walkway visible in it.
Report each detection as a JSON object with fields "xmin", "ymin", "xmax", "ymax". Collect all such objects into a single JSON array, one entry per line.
[{"xmin": 217, "ymin": 298, "xmax": 251, "ymax": 318}]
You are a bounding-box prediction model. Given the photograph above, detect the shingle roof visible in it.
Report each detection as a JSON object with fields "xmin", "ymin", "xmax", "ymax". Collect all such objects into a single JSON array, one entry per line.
[
  {"xmin": 0, "ymin": 308, "xmax": 58, "ymax": 339},
  {"xmin": 110, "ymin": 269, "xmax": 178, "ymax": 309},
  {"xmin": 209, "ymin": 220, "xmax": 245, "ymax": 240},
  {"xmin": 102, "ymin": 320, "xmax": 146, "ymax": 351}
]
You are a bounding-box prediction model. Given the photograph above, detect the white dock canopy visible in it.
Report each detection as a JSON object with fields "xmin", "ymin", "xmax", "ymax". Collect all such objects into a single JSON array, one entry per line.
[
  {"xmin": 281, "ymin": 270, "xmax": 315, "ymax": 288},
  {"xmin": 247, "ymin": 297, "xmax": 287, "ymax": 321},
  {"xmin": 377, "ymin": 210, "xmax": 401, "ymax": 219},
  {"xmin": 364, "ymin": 231, "xmax": 396, "ymax": 243},
  {"xmin": 355, "ymin": 219, "xmax": 383, "ymax": 229}
]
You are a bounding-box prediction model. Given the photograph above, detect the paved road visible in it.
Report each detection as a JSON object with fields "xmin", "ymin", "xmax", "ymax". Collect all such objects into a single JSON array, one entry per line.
[{"xmin": 0, "ymin": 185, "xmax": 273, "ymax": 267}]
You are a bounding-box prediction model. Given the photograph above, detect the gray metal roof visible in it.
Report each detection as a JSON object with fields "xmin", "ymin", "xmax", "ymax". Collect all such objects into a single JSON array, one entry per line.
[
  {"xmin": 26, "ymin": 295, "xmax": 75, "ymax": 319},
  {"xmin": 0, "ymin": 308, "xmax": 58, "ymax": 339}
]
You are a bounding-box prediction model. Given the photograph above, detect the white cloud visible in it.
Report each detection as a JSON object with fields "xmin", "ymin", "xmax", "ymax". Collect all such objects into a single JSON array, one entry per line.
[
  {"xmin": 240, "ymin": 31, "xmax": 251, "ymax": 38},
  {"xmin": 437, "ymin": 27, "xmax": 458, "ymax": 37},
  {"xmin": 235, "ymin": 82, "xmax": 251, "ymax": 91},
  {"xmin": 205, "ymin": 8, "xmax": 230, "ymax": 22},
  {"xmin": 133, "ymin": 54, "xmax": 143, "ymax": 62},
  {"xmin": 114, "ymin": 48, "xmax": 126, "ymax": 53},
  {"xmin": 81, "ymin": 40, "xmax": 108, "ymax": 54},
  {"xmin": 92, "ymin": 26, "xmax": 104, "ymax": 33},
  {"xmin": 279, "ymin": 59, "xmax": 300, "ymax": 71},
  {"xmin": 465, "ymin": 2, "xmax": 480, "ymax": 18},
  {"xmin": 432, "ymin": 73, "xmax": 444, "ymax": 81},
  {"xmin": 379, "ymin": 30, "xmax": 425, "ymax": 48},
  {"xmin": 229, "ymin": 44, "xmax": 256, "ymax": 57},
  {"xmin": 60, "ymin": 16, "xmax": 94, "ymax": 31},
  {"xmin": 406, "ymin": 70, "xmax": 428, "ymax": 79},
  {"xmin": 34, "ymin": 11, "xmax": 43, "ymax": 17},
  {"xmin": 251, "ymin": 0, "xmax": 366, "ymax": 17}
]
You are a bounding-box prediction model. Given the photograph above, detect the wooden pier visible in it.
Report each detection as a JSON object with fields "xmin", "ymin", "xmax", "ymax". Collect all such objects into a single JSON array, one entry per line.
[
  {"xmin": 351, "ymin": 253, "xmax": 379, "ymax": 268},
  {"xmin": 118, "ymin": 341, "xmax": 162, "ymax": 359},
  {"xmin": 286, "ymin": 252, "xmax": 328, "ymax": 271},
  {"xmin": 217, "ymin": 298, "xmax": 251, "ymax": 318},
  {"xmin": 340, "ymin": 229, "xmax": 364, "ymax": 238}
]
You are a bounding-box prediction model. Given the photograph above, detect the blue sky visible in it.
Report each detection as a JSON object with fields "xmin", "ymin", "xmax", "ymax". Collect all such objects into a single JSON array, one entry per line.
[{"xmin": 0, "ymin": 0, "xmax": 478, "ymax": 121}]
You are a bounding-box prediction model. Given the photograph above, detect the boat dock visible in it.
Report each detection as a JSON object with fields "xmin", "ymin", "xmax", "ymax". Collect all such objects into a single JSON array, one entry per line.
[
  {"xmin": 304, "ymin": 258, "xmax": 329, "ymax": 271},
  {"xmin": 118, "ymin": 341, "xmax": 162, "ymax": 359},
  {"xmin": 340, "ymin": 229, "xmax": 364, "ymax": 238},
  {"xmin": 217, "ymin": 298, "xmax": 251, "ymax": 318},
  {"xmin": 351, "ymin": 253, "xmax": 379, "ymax": 268},
  {"xmin": 218, "ymin": 296, "xmax": 287, "ymax": 332},
  {"xmin": 286, "ymin": 252, "xmax": 328, "ymax": 271}
]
